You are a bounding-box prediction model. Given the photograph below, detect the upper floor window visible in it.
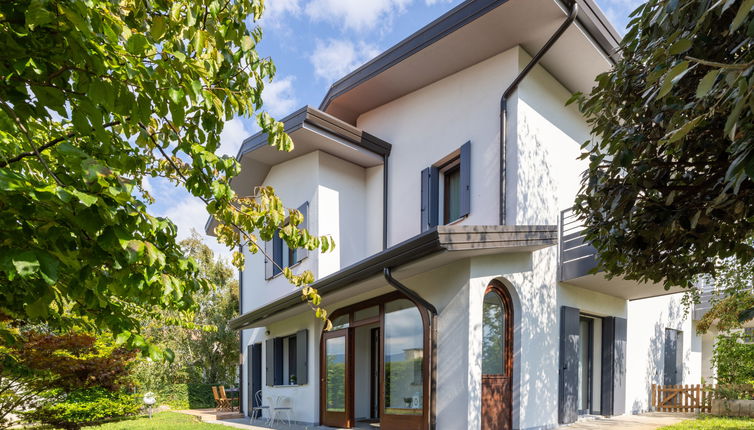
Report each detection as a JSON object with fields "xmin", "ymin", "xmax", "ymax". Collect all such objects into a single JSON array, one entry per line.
[
  {"xmin": 420, "ymin": 142, "xmax": 470, "ymax": 231},
  {"xmin": 264, "ymin": 202, "xmax": 309, "ymax": 280}
]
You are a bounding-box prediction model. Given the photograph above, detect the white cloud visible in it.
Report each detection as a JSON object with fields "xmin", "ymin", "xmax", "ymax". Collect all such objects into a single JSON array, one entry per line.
[
  {"xmin": 305, "ymin": 0, "xmax": 412, "ymax": 32},
  {"xmin": 261, "ymin": 0, "xmax": 302, "ymax": 24},
  {"xmin": 263, "ymin": 75, "xmax": 298, "ymax": 117},
  {"xmin": 309, "ymin": 38, "xmax": 380, "ymax": 83},
  {"xmin": 218, "ymin": 117, "xmax": 253, "ymax": 157},
  {"xmin": 161, "ymin": 195, "xmax": 233, "ymax": 261}
]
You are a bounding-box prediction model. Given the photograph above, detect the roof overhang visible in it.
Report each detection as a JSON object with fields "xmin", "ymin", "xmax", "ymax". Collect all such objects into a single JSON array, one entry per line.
[
  {"xmin": 320, "ymin": 0, "xmax": 621, "ymax": 124},
  {"xmin": 205, "ymin": 106, "xmax": 391, "ymax": 235},
  {"xmin": 562, "ymin": 272, "xmax": 685, "ymax": 301},
  {"xmin": 230, "ymin": 224, "xmax": 557, "ymax": 330}
]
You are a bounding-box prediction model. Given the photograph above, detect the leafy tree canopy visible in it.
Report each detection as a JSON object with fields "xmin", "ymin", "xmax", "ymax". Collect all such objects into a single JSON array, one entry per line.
[
  {"xmin": 572, "ymin": 0, "xmax": 754, "ymax": 289},
  {"xmin": 0, "ymin": 0, "xmax": 335, "ymax": 350}
]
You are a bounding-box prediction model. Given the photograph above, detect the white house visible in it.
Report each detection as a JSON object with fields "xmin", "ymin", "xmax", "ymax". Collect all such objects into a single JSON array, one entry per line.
[{"xmin": 208, "ymin": 0, "xmax": 714, "ymax": 428}]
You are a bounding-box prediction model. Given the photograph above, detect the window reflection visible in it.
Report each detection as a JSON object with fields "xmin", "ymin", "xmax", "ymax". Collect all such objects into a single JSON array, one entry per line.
[
  {"xmin": 325, "ymin": 336, "xmax": 346, "ymax": 412},
  {"xmin": 482, "ymin": 291, "xmax": 506, "ymax": 375},
  {"xmin": 384, "ymin": 299, "xmax": 423, "ymax": 415}
]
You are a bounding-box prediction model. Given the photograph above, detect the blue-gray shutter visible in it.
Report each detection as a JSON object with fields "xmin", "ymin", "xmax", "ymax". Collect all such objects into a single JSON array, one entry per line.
[
  {"xmin": 459, "ymin": 141, "xmax": 471, "ymax": 217},
  {"xmin": 558, "ymin": 306, "xmax": 580, "ymax": 424},
  {"xmin": 297, "ymin": 202, "xmax": 309, "ymax": 263},
  {"xmin": 272, "ymin": 234, "xmax": 283, "ymax": 276},
  {"xmin": 273, "ymin": 337, "xmax": 284, "ymax": 385},
  {"xmin": 265, "ymin": 339, "xmax": 274, "ymax": 386},
  {"xmin": 601, "ymin": 316, "xmax": 627, "ymax": 416},
  {"xmin": 295, "ymin": 329, "xmax": 308, "ymax": 385},
  {"xmin": 264, "ymin": 240, "xmax": 273, "ymax": 280},
  {"xmin": 248, "ymin": 343, "xmax": 262, "ymax": 410},
  {"xmin": 663, "ymin": 328, "xmax": 682, "ymax": 385},
  {"xmin": 420, "ymin": 166, "xmax": 439, "ymax": 232}
]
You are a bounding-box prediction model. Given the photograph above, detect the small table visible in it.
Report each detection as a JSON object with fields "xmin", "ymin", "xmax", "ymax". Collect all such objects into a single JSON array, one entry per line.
[{"xmin": 224, "ymin": 388, "xmax": 239, "ymax": 410}]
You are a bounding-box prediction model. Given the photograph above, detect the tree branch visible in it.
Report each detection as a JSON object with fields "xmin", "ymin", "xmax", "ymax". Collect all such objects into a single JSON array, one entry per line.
[
  {"xmin": 685, "ymin": 56, "xmax": 754, "ymax": 70},
  {"xmin": 0, "ymin": 120, "xmax": 122, "ymax": 168}
]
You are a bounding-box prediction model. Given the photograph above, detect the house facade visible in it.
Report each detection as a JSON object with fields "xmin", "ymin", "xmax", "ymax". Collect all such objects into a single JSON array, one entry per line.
[{"xmin": 210, "ymin": 1, "xmax": 714, "ymax": 429}]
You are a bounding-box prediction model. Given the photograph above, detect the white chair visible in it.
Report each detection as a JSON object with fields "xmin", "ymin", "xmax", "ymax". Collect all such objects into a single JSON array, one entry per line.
[
  {"xmin": 249, "ymin": 390, "xmax": 269, "ymax": 423},
  {"xmin": 268, "ymin": 395, "xmax": 294, "ymax": 426}
]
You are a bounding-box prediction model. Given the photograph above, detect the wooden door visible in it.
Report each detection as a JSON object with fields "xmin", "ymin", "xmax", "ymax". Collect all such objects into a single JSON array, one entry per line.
[
  {"xmin": 481, "ymin": 281, "xmax": 513, "ymax": 430},
  {"xmin": 321, "ymin": 329, "xmax": 352, "ymax": 428}
]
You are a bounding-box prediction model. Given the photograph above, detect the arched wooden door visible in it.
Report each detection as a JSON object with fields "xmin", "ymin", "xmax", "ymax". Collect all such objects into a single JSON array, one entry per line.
[{"xmin": 481, "ymin": 280, "xmax": 513, "ymax": 430}]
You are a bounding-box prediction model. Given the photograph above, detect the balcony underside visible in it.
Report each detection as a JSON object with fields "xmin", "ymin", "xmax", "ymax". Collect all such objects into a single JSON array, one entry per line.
[{"xmin": 561, "ymin": 271, "xmax": 683, "ymax": 301}]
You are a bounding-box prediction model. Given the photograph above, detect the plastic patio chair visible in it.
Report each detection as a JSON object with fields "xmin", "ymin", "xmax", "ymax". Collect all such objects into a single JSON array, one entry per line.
[
  {"xmin": 249, "ymin": 390, "xmax": 270, "ymax": 423},
  {"xmin": 268, "ymin": 395, "xmax": 293, "ymax": 426}
]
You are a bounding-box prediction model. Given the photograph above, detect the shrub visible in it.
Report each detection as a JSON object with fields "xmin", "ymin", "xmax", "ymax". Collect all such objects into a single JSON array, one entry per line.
[
  {"xmin": 24, "ymin": 388, "xmax": 140, "ymax": 430},
  {"xmin": 140, "ymin": 384, "xmax": 214, "ymax": 410}
]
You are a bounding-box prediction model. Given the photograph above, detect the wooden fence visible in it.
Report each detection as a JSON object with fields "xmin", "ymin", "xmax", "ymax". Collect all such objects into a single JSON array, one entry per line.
[
  {"xmin": 651, "ymin": 384, "xmax": 711, "ymax": 413},
  {"xmin": 652, "ymin": 384, "xmax": 754, "ymax": 413}
]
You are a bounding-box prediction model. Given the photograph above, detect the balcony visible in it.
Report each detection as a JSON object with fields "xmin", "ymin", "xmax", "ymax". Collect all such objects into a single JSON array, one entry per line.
[{"xmin": 559, "ymin": 209, "xmax": 680, "ymax": 300}]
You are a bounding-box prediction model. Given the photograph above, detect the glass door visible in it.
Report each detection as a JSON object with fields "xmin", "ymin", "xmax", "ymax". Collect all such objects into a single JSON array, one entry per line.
[{"xmin": 321, "ymin": 329, "xmax": 351, "ymax": 427}]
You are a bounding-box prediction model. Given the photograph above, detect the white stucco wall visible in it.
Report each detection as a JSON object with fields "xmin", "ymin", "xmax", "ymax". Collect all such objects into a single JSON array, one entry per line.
[
  {"xmin": 240, "ymin": 150, "xmax": 370, "ymax": 314},
  {"xmin": 625, "ymin": 293, "xmax": 701, "ymax": 413},
  {"xmin": 356, "ymin": 47, "xmax": 519, "ymax": 246}
]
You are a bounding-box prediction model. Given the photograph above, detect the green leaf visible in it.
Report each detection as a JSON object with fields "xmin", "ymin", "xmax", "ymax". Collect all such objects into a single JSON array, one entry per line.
[
  {"xmin": 71, "ymin": 189, "xmax": 98, "ymax": 207},
  {"xmin": 150, "ymin": 16, "xmax": 167, "ymax": 40},
  {"xmin": 115, "ymin": 331, "xmax": 132, "ymax": 346},
  {"xmin": 37, "ymin": 251, "xmax": 59, "ymax": 285},
  {"xmin": 668, "ymin": 38, "xmax": 692, "ymax": 55},
  {"xmin": 25, "ymin": 0, "xmax": 55, "ymax": 29},
  {"xmin": 241, "ymin": 35, "xmax": 253, "ymax": 52},
  {"xmin": 126, "ymin": 34, "xmax": 149, "ymax": 55},
  {"xmin": 695, "ymin": 70, "xmax": 720, "ymax": 98},
  {"xmin": 731, "ymin": 0, "xmax": 754, "ymax": 32},
  {"xmin": 658, "ymin": 61, "xmax": 690, "ymax": 98},
  {"xmin": 12, "ymin": 251, "xmax": 39, "ymax": 278}
]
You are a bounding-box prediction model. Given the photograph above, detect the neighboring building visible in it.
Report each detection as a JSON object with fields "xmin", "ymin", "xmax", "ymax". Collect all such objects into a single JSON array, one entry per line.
[{"xmin": 207, "ymin": 1, "xmax": 711, "ymax": 428}]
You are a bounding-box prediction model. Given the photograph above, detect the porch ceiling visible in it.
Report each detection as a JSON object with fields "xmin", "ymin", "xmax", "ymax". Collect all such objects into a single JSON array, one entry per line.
[
  {"xmin": 561, "ymin": 272, "xmax": 685, "ymax": 301},
  {"xmin": 230, "ymin": 224, "xmax": 557, "ymax": 330}
]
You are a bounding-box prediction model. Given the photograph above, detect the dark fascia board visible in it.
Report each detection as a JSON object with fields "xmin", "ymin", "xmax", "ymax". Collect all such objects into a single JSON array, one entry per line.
[
  {"xmin": 229, "ymin": 224, "xmax": 557, "ymax": 330},
  {"xmin": 318, "ymin": 0, "xmax": 621, "ymax": 113},
  {"xmin": 236, "ymin": 105, "xmax": 391, "ymax": 159}
]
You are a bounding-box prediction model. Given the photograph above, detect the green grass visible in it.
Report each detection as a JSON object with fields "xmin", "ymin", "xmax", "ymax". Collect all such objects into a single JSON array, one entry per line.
[
  {"xmin": 658, "ymin": 415, "xmax": 754, "ymax": 429},
  {"xmin": 87, "ymin": 412, "xmax": 224, "ymax": 429}
]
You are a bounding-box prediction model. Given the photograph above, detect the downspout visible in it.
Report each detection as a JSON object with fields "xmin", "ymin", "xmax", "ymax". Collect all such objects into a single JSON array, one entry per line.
[
  {"xmin": 499, "ymin": 2, "xmax": 579, "ymax": 225},
  {"xmin": 383, "ymin": 154, "xmax": 389, "ymax": 250},
  {"xmin": 384, "ymin": 268, "xmax": 437, "ymax": 430}
]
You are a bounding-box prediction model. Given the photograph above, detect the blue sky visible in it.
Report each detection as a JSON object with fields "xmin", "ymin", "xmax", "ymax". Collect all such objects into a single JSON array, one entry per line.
[{"xmin": 146, "ymin": 0, "xmax": 643, "ymax": 260}]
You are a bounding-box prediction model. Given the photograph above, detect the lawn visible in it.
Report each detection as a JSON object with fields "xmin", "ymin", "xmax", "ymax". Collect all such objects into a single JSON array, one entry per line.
[
  {"xmin": 87, "ymin": 412, "xmax": 225, "ymax": 429},
  {"xmin": 658, "ymin": 415, "xmax": 754, "ymax": 429}
]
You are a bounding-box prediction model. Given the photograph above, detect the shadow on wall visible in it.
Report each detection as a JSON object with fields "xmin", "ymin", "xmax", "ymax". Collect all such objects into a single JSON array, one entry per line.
[{"xmin": 631, "ymin": 299, "xmax": 685, "ymax": 413}]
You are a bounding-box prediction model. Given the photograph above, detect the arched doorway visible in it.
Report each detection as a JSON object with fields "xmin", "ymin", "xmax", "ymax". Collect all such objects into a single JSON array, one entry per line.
[{"xmin": 481, "ymin": 280, "xmax": 513, "ymax": 430}]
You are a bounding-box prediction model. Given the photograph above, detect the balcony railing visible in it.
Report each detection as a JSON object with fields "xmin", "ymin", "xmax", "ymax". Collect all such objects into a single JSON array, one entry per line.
[{"xmin": 559, "ymin": 208, "xmax": 598, "ymax": 281}]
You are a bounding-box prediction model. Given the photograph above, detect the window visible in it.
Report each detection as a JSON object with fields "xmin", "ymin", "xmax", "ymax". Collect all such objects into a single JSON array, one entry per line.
[
  {"xmin": 265, "ymin": 202, "xmax": 309, "ymax": 279},
  {"xmin": 266, "ymin": 329, "xmax": 308, "ymax": 386},
  {"xmin": 442, "ymin": 162, "xmax": 462, "ymax": 224},
  {"xmin": 420, "ymin": 141, "xmax": 470, "ymax": 231},
  {"xmin": 384, "ymin": 299, "xmax": 423, "ymax": 415}
]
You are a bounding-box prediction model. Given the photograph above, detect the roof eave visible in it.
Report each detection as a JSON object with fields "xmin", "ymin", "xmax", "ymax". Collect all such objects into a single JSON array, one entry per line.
[{"xmin": 229, "ymin": 225, "xmax": 557, "ymax": 330}]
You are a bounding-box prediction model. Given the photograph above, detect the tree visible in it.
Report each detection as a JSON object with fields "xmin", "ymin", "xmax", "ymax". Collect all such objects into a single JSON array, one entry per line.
[
  {"xmin": 572, "ymin": 0, "xmax": 754, "ymax": 290},
  {"xmin": 0, "ymin": 330, "xmax": 135, "ymax": 428},
  {"xmin": 0, "ymin": 0, "xmax": 335, "ymax": 350},
  {"xmin": 133, "ymin": 232, "xmax": 241, "ymax": 392}
]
